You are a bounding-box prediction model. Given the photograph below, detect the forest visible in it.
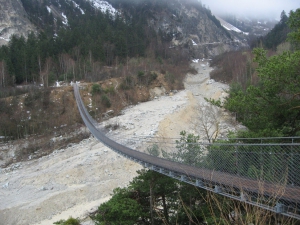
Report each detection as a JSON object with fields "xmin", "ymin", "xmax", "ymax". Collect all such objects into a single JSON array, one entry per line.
[
  {"xmin": 0, "ymin": 3, "xmax": 148, "ymax": 86},
  {"xmin": 209, "ymin": 9, "xmax": 300, "ymax": 138},
  {"xmin": 71, "ymin": 8, "xmax": 300, "ymax": 225},
  {"xmin": 0, "ymin": 0, "xmax": 227, "ymax": 89}
]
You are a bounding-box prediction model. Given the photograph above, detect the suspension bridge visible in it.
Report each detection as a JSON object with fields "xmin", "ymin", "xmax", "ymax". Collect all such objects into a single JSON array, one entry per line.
[{"xmin": 73, "ymin": 83, "xmax": 300, "ymax": 220}]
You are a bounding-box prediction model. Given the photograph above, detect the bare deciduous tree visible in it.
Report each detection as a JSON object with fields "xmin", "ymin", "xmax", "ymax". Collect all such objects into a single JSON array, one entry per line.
[
  {"xmin": 193, "ymin": 102, "xmax": 222, "ymax": 143},
  {"xmin": 0, "ymin": 61, "xmax": 7, "ymax": 87}
]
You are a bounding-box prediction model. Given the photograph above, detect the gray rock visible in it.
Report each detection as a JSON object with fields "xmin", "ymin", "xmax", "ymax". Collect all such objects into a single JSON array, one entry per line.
[
  {"xmin": 2, "ymin": 182, "xmax": 9, "ymax": 188},
  {"xmin": 40, "ymin": 186, "xmax": 47, "ymax": 191}
]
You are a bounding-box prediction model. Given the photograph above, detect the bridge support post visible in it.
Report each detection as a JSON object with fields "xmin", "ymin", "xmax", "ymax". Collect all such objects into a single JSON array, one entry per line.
[
  {"xmin": 240, "ymin": 192, "xmax": 247, "ymax": 201},
  {"xmin": 214, "ymin": 185, "xmax": 222, "ymax": 193},
  {"xmin": 196, "ymin": 179, "xmax": 203, "ymax": 187},
  {"xmin": 275, "ymin": 203, "xmax": 284, "ymax": 213},
  {"xmin": 169, "ymin": 171, "xmax": 174, "ymax": 178},
  {"xmin": 181, "ymin": 175, "xmax": 186, "ymax": 182}
]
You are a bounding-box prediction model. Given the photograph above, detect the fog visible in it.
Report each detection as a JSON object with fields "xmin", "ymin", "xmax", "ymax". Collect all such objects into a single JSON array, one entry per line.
[{"xmin": 200, "ymin": 0, "xmax": 299, "ymax": 19}]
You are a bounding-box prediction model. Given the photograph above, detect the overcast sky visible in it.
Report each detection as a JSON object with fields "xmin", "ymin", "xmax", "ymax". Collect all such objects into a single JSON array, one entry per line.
[{"xmin": 200, "ymin": 0, "xmax": 299, "ymax": 19}]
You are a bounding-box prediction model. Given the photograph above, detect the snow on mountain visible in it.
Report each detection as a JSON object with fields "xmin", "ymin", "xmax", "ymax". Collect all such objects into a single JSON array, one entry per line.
[
  {"xmin": 71, "ymin": 0, "xmax": 85, "ymax": 14},
  {"xmin": 87, "ymin": 0, "xmax": 117, "ymax": 16},
  {"xmin": 0, "ymin": 37, "xmax": 10, "ymax": 42},
  {"xmin": 62, "ymin": 12, "xmax": 68, "ymax": 25},
  {"xmin": 215, "ymin": 16, "xmax": 243, "ymax": 33},
  {"xmin": 46, "ymin": 6, "xmax": 51, "ymax": 13}
]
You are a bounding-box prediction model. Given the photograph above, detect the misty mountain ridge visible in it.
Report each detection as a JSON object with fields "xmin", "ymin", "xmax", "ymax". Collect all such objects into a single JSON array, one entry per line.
[
  {"xmin": 0, "ymin": 0, "xmax": 251, "ymax": 57},
  {"xmin": 1, "ymin": 0, "xmax": 282, "ymax": 49}
]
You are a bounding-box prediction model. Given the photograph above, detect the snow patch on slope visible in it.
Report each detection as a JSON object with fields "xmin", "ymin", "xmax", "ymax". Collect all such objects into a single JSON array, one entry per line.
[
  {"xmin": 71, "ymin": 0, "xmax": 85, "ymax": 14},
  {"xmin": 62, "ymin": 12, "xmax": 68, "ymax": 25},
  {"xmin": 0, "ymin": 37, "xmax": 10, "ymax": 42},
  {"xmin": 0, "ymin": 36, "xmax": 10, "ymax": 45},
  {"xmin": 87, "ymin": 0, "xmax": 117, "ymax": 16},
  {"xmin": 215, "ymin": 16, "xmax": 245, "ymax": 34},
  {"xmin": 192, "ymin": 39, "xmax": 197, "ymax": 46},
  {"xmin": 46, "ymin": 6, "xmax": 51, "ymax": 13}
]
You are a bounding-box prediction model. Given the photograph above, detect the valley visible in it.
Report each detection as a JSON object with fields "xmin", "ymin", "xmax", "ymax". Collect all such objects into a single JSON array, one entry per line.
[
  {"xmin": 0, "ymin": 0, "xmax": 298, "ymax": 224},
  {"xmin": 0, "ymin": 60, "xmax": 240, "ymax": 225}
]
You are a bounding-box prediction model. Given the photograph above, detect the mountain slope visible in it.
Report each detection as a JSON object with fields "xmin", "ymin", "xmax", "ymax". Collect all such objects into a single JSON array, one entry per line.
[
  {"xmin": 0, "ymin": 0, "xmax": 250, "ymax": 88},
  {"xmin": 107, "ymin": 0, "xmax": 248, "ymax": 57},
  {"xmin": 0, "ymin": 0, "xmax": 36, "ymax": 45},
  {"xmin": 2, "ymin": 0, "xmax": 248, "ymax": 55}
]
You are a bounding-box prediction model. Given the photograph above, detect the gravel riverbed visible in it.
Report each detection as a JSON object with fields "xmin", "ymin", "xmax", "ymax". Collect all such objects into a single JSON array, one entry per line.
[{"xmin": 0, "ymin": 61, "xmax": 241, "ymax": 225}]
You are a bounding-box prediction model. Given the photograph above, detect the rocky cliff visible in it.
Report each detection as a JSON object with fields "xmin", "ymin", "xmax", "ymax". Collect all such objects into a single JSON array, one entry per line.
[
  {"xmin": 111, "ymin": 0, "xmax": 248, "ymax": 58},
  {"xmin": 0, "ymin": 0, "xmax": 36, "ymax": 45}
]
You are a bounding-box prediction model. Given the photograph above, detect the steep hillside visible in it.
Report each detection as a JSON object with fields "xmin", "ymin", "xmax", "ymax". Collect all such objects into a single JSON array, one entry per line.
[
  {"xmin": 1, "ymin": 0, "xmax": 248, "ymax": 54},
  {"xmin": 209, "ymin": 12, "xmax": 293, "ymax": 88},
  {"xmin": 261, "ymin": 11, "xmax": 290, "ymax": 49},
  {"xmin": 0, "ymin": 0, "xmax": 36, "ymax": 45},
  {"xmin": 108, "ymin": 0, "xmax": 248, "ymax": 57},
  {"xmin": 0, "ymin": 0, "xmax": 249, "ymax": 89}
]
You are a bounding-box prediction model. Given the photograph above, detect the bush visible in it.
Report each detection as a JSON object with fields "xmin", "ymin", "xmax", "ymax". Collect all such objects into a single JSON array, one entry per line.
[
  {"xmin": 157, "ymin": 56, "xmax": 163, "ymax": 64},
  {"xmin": 147, "ymin": 144, "xmax": 160, "ymax": 157},
  {"xmin": 53, "ymin": 217, "xmax": 80, "ymax": 225},
  {"xmin": 58, "ymin": 74, "xmax": 66, "ymax": 82},
  {"xmin": 48, "ymin": 72, "xmax": 56, "ymax": 85},
  {"xmin": 41, "ymin": 88, "xmax": 51, "ymax": 109},
  {"xmin": 91, "ymin": 83, "xmax": 102, "ymax": 96},
  {"xmin": 0, "ymin": 99, "xmax": 10, "ymax": 114},
  {"xmin": 24, "ymin": 89, "xmax": 41, "ymax": 107},
  {"xmin": 104, "ymin": 86, "xmax": 115, "ymax": 95},
  {"xmin": 101, "ymin": 94, "xmax": 111, "ymax": 108},
  {"xmin": 137, "ymin": 71, "xmax": 144, "ymax": 78},
  {"xmin": 165, "ymin": 72, "xmax": 175, "ymax": 84},
  {"xmin": 148, "ymin": 72, "xmax": 158, "ymax": 84},
  {"xmin": 120, "ymin": 82, "xmax": 129, "ymax": 90}
]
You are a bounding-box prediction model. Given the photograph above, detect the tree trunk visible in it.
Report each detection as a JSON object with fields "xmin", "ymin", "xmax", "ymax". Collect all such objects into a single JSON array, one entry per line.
[
  {"xmin": 150, "ymin": 182, "xmax": 154, "ymax": 225},
  {"xmin": 1, "ymin": 61, "xmax": 5, "ymax": 87},
  {"xmin": 189, "ymin": 194, "xmax": 192, "ymax": 225},
  {"xmin": 38, "ymin": 56, "xmax": 44, "ymax": 87},
  {"xmin": 162, "ymin": 194, "xmax": 169, "ymax": 224}
]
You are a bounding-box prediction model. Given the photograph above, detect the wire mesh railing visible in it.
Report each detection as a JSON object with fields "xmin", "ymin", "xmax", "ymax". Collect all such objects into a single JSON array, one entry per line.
[
  {"xmin": 112, "ymin": 136, "xmax": 300, "ymax": 187},
  {"xmin": 109, "ymin": 134, "xmax": 300, "ymax": 217}
]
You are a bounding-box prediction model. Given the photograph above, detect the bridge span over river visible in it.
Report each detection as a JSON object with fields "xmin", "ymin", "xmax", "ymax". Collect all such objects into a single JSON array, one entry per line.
[{"xmin": 73, "ymin": 83, "xmax": 300, "ymax": 220}]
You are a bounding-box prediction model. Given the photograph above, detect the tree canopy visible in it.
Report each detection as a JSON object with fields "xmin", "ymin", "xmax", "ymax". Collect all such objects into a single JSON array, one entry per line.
[
  {"xmin": 92, "ymin": 169, "xmax": 211, "ymax": 225},
  {"xmin": 223, "ymin": 8, "xmax": 300, "ymax": 137},
  {"xmin": 0, "ymin": 0, "xmax": 148, "ymax": 85},
  {"xmin": 288, "ymin": 8, "xmax": 300, "ymax": 49},
  {"xmin": 263, "ymin": 10, "xmax": 290, "ymax": 50}
]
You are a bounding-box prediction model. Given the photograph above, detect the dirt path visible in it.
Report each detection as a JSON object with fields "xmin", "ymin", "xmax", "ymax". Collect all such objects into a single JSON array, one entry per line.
[{"xmin": 0, "ymin": 61, "xmax": 240, "ymax": 225}]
